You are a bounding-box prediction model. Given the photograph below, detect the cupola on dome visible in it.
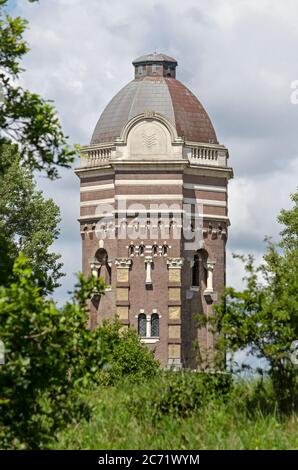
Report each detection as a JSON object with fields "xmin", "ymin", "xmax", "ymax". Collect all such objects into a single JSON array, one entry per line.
[{"xmin": 91, "ymin": 53, "xmax": 217, "ymax": 145}]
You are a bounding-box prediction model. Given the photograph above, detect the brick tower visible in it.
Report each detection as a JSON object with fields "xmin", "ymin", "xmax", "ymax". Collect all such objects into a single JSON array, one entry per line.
[{"xmin": 75, "ymin": 53, "xmax": 233, "ymax": 369}]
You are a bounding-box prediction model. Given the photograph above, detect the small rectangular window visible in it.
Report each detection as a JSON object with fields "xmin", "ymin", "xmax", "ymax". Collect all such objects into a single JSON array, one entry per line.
[
  {"xmin": 152, "ymin": 64, "xmax": 157, "ymax": 74},
  {"xmin": 138, "ymin": 66, "xmax": 143, "ymax": 76}
]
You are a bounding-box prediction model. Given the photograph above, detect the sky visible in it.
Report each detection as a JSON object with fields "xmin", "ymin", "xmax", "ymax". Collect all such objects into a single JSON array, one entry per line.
[{"xmin": 9, "ymin": 0, "xmax": 298, "ymax": 308}]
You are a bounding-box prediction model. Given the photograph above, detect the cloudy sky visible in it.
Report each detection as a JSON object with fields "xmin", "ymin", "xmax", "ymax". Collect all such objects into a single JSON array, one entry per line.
[{"xmin": 9, "ymin": 0, "xmax": 298, "ymax": 304}]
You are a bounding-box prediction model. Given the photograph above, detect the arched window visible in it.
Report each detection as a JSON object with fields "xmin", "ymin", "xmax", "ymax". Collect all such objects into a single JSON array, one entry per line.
[
  {"xmin": 192, "ymin": 249, "xmax": 208, "ymax": 288},
  {"xmin": 139, "ymin": 242, "xmax": 145, "ymax": 256},
  {"xmin": 128, "ymin": 243, "xmax": 135, "ymax": 256},
  {"xmin": 192, "ymin": 254, "xmax": 200, "ymax": 286},
  {"xmin": 95, "ymin": 248, "xmax": 111, "ymax": 284},
  {"xmin": 138, "ymin": 313, "xmax": 146, "ymax": 337},
  {"xmin": 162, "ymin": 242, "xmax": 168, "ymax": 256},
  {"xmin": 152, "ymin": 243, "xmax": 158, "ymax": 256},
  {"xmin": 151, "ymin": 313, "xmax": 159, "ymax": 337}
]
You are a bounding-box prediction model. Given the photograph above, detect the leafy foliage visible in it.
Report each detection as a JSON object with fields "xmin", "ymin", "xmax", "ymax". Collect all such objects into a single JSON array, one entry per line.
[
  {"xmin": 0, "ymin": 254, "xmax": 159, "ymax": 448},
  {"xmin": 0, "ymin": 143, "xmax": 63, "ymax": 292},
  {"xmin": 0, "ymin": 0, "xmax": 75, "ymax": 179},
  {"xmin": 0, "ymin": 254, "xmax": 106, "ymax": 448},
  {"xmin": 214, "ymin": 190, "xmax": 298, "ymax": 412},
  {"xmin": 98, "ymin": 323, "xmax": 159, "ymax": 386}
]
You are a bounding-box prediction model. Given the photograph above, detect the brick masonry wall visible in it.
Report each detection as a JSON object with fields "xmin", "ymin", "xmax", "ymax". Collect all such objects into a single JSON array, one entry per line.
[{"xmin": 79, "ymin": 167, "xmax": 229, "ymax": 368}]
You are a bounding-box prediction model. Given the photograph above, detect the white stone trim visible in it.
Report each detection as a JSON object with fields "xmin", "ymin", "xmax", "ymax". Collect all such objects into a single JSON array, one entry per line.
[
  {"xmin": 78, "ymin": 212, "xmax": 229, "ymax": 221},
  {"xmin": 184, "ymin": 198, "xmax": 226, "ymax": 207},
  {"xmin": 78, "ymin": 213, "xmax": 114, "ymax": 220},
  {"xmin": 122, "ymin": 209, "xmax": 182, "ymax": 214},
  {"xmin": 188, "ymin": 213, "xmax": 229, "ymax": 220},
  {"xmin": 115, "ymin": 194, "xmax": 183, "ymax": 201},
  {"xmin": 115, "ymin": 179, "xmax": 183, "ymax": 186},
  {"xmin": 140, "ymin": 338, "xmax": 159, "ymax": 344},
  {"xmin": 144, "ymin": 257, "xmax": 153, "ymax": 284},
  {"xmin": 75, "ymin": 169, "xmax": 114, "ymax": 178},
  {"xmin": 183, "ymin": 183, "xmax": 226, "ymax": 192},
  {"xmin": 205, "ymin": 261, "xmax": 216, "ymax": 294},
  {"xmin": 80, "ymin": 198, "xmax": 114, "ymax": 206},
  {"xmin": 80, "ymin": 184, "xmax": 114, "ymax": 192}
]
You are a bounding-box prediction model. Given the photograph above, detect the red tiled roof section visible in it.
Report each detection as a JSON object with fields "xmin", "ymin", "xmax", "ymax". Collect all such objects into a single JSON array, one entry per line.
[{"xmin": 166, "ymin": 78, "xmax": 218, "ymax": 144}]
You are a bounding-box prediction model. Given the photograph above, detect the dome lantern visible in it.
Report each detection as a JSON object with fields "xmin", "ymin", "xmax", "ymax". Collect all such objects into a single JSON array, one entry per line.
[{"xmin": 132, "ymin": 52, "xmax": 178, "ymax": 79}]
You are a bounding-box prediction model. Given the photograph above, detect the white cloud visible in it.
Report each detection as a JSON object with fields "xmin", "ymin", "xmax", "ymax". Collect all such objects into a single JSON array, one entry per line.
[{"xmin": 11, "ymin": 0, "xmax": 298, "ymax": 303}]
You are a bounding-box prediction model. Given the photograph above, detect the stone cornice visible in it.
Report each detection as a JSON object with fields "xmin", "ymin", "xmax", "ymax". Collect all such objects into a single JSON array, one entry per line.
[{"xmin": 185, "ymin": 165, "xmax": 233, "ymax": 179}]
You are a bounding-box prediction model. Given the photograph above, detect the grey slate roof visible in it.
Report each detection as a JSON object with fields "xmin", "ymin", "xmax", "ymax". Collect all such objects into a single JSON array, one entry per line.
[
  {"xmin": 91, "ymin": 78, "xmax": 175, "ymax": 144},
  {"xmin": 90, "ymin": 76, "xmax": 217, "ymax": 145},
  {"xmin": 132, "ymin": 53, "xmax": 177, "ymax": 64}
]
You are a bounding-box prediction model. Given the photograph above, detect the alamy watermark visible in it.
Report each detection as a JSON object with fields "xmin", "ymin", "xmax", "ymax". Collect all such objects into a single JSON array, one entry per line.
[
  {"xmin": 87, "ymin": 200, "xmax": 204, "ymax": 251},
  {"xmin": 290, "ymin": 80, "xmax": 298, "ymax": 104},
  {"xmin": 0, "ymin": 339, "xmax": 6, "ymax": 365}
]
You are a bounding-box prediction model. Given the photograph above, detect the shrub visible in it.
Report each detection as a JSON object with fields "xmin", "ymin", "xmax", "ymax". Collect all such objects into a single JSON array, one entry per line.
[
  {"xmin": 96, "ymin": 323, "xmax": 159, "ymax": 385},
  {"xmin": 128, "ymin": 370, "xmax": 232, "ymax": 422}
]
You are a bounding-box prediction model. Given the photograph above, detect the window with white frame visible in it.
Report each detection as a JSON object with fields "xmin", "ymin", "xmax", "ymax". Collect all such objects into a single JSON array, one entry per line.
[
  {"xmin": 138, "ymin": 313, "xmax": 146, "ymax": 337},
  {"xmin": 151, "ymin": 313, "xmax": 159, "ymax": 337},
  {"xmin": 138, "ymin": 313, "xmax": 160, "ymax": 338}
]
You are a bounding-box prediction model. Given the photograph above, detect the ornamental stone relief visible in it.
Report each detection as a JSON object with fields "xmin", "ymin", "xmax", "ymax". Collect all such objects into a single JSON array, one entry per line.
[{"xmin": 129, "ymin": 121, "xmax": 168, "ymax": 156}]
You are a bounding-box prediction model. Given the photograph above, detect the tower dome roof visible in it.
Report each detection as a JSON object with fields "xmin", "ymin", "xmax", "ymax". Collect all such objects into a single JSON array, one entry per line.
[
  {"xmin": 132, "ymin": 52, "xmax": 177, "ymax": 65},
  {"xmin": 91, "ymin": 54, "xmax": 217, "ymax": 145}
]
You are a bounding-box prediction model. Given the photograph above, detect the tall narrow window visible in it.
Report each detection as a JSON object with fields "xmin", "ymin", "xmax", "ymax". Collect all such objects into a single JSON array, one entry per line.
[
  {"xmin": 95, "ymin": 248, "xmax": 111, "ymax": 284},
  {"xmin": 192, "ymin": 254, "xmax": 200, "ymax": 287},
  {"xmin": 139, "ymin": 242, "xmax": 145, "ymax": 256},
  {"xmin": 151, "ymin": 314, "xmax": 159, "ymax": 337},
  {"xmin": 138, "ymin": 313, "xmax": 146, "ymax": 337},
  {"xmin": 128, "ymin": 243, "xmax": 135, "ymax": 256},
  {"xmin": 152, "ymin": 243, "xmax": 158, "ymax": 256},
  {"xmin": 192, "ymin": 249, "xmax": 208, "ymax": 288},
  {"xmin": 152, "ymin": 64, "xmax": 157, "ymax": 74},
  {"xmin": 162, "ymin": 242, "xmax": 168, "ymax": 256}
]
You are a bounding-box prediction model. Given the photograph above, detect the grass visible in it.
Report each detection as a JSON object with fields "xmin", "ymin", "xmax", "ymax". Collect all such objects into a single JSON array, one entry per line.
[{"xmin": 51, "ymin": 374, "xmax": 298, "ymax": 450}]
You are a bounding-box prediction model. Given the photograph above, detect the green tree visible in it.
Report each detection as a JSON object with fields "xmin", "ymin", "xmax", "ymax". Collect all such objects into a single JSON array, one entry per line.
[
  {"xmin": 0, "ymin": 0, "xmax": 74, "ymax": 179},
  {"xmin": 0, "ymin": 254, "xmax": 159, "ymax": 448},
  {"xmin": 0, "ymin": 254, "xmax": 107, "ymax": 448},
  {"xmin": 0, "ymin": 143, "xmax": 63, "ymax": 293},
  {"xmin": 215, "ymin": 190, "xmax": 298, "ymax": 412}
]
